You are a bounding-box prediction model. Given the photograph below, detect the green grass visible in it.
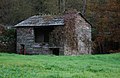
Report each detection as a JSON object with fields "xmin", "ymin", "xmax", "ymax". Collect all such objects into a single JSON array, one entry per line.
[{"xmin": 0, "ymin": 53, "xmax": 120, "ymax": 78}]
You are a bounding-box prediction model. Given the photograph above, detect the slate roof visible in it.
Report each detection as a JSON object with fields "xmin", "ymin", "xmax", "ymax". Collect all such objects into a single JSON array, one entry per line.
[{"xmin": 15, "ymin": 15, "xmax": 64, "ymax": 27}]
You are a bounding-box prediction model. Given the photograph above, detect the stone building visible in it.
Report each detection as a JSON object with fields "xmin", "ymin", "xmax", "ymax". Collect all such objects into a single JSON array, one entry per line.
[{"xmin": 15, "ymin": 10, "xmax": 92, "ymax": 55}]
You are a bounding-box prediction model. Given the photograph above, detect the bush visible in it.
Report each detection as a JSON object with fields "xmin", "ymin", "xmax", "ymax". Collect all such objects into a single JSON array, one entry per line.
[{"xmin": 0, "ymin": 29, "xmax": 16, "ymax": 53}]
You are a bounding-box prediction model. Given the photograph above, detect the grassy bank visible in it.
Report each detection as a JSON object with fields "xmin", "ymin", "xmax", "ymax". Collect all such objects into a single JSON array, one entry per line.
[{"xmin": 0, "ymin": 53, "xmax": 120, "ymax": 78}]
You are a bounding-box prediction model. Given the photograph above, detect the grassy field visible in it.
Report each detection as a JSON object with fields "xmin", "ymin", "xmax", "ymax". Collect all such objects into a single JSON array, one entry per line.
[{"xmin": 0, "ymin": 53, "xmax": 120, "ymax": 78}]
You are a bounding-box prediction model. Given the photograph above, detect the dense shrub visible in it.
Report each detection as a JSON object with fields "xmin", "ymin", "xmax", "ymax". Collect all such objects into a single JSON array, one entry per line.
[{"xmin": 0, "ymin": 29, "xmax": 16, "ymax": 53}]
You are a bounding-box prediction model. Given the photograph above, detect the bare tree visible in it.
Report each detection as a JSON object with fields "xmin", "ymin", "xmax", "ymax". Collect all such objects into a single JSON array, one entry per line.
[
  {"xmin": 58, "ymin": 0, "xmax": 65, "ymax": 13},
  {"xmin": 82, "ymin": 0, "xmax": 86, "ymax": 16}
]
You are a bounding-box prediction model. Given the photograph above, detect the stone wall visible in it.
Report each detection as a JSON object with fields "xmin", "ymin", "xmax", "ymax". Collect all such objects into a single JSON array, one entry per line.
[
  {"xmin": 63, "ymin": 11, "xmax": 92, "ymax": 55},
  {"xmin": 63, "ymin": 11, "xmax": 79, "ymax": 55},
  {"xmin": 49, "ymin": 26, "xmax": 65, "ymax": 55},
  {"xmin": 75, "ymin": 14, "xmax": 92, "ymax": 54},
  {"xmin": 17, "ymin": 27, "xmax": 34, "ymax": 54},
  {"xmin": 16, "ymin": 27, "xmax": 64, "ymax": 55}
]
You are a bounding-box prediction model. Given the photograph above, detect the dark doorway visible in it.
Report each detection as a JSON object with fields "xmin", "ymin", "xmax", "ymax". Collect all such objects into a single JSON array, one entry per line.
[
  {"xmin": 20, "ymin": 44, "xmax": 25, "ymax": 54},
  {"xmin": 34, "ymin": 28, "xmax": 47, "ymax": 43},
  {"xmin": 50, "ymin": 48, "xmax": 59, "ymax": 55}
]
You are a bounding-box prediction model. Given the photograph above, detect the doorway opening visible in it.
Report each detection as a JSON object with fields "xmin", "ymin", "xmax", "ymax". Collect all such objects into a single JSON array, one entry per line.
[
  {"xmin": 50, "ymin": 48, "xmax": 59, "ymax": 55},
  {"xmin": 20, "ymin": 44, "xmax": 25, "ymax": 55},
  {"xmin": 34, "ymin": 27, "xmax": 54, "ymax": 43}
]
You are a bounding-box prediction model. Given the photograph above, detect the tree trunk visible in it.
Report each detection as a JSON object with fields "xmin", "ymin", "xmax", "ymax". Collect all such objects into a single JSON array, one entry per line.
[
  {"xmin": 58, "ymin": 0, "xmax": 65, "ymax": 13},
  {"xmin": 82, "ymin": 0, "xmax": 86, "ymax": 16}
]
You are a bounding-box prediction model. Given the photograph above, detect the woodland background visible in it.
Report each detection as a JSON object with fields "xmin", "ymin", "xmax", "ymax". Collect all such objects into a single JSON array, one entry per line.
[{"xmin": 0, "ymin": 0, "xmax": 120, "ymax": 53}]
